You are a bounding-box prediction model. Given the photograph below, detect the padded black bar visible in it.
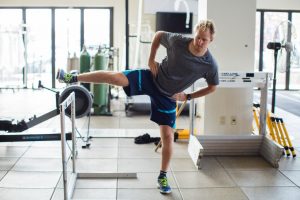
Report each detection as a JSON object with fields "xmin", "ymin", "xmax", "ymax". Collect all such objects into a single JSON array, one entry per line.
[
  {"xmin": 0, "ymin": 133, "xmax": 72, "ymax": 142},
  {"xmin": 26, "ymin": 109, "xmax": 59, "ymax": 129}
]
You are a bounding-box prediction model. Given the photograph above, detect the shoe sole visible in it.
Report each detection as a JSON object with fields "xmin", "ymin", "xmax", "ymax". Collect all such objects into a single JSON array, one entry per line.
[
  {"xmin": 56, "ymin": 69, "xmax": 64, "ymax": 83},
  {"xmin": 157, "ymin": 183, "xmax": 172, "ymax": 194},
  {"xmin": 160, "ymin": 190, "xmax": 172, "ymax": 194}
]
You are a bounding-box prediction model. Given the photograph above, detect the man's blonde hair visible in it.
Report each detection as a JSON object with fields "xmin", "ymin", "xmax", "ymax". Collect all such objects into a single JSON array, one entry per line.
[{"xmin": 194, "ymin": 20, "xmax": 216, "ymax": 39}]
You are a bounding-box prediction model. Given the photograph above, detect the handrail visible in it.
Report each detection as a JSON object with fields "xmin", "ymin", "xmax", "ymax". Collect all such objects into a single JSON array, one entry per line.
[{"xmin": 59, "ymin": 92, "xmax": 76, "ymax": 200}]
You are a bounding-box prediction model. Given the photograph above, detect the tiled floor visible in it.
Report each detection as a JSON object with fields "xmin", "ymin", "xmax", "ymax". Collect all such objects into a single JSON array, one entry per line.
[{"xmin": 0, "ymin": 89, "xmax": 300, "ymax": 200}]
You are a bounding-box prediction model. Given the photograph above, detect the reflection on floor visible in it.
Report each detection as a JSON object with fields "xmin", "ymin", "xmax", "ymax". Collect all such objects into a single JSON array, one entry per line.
[{"xmin": 0, "ymin": 89, "xmax": 300, "ymax": 200}]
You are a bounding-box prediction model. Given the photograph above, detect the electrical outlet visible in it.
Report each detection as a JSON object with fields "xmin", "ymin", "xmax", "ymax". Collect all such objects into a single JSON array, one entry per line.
[
  {"xmin": 231, "ymin": 116, "xmax": 237, "ymax": 125},
  {"xmin": 220, "ymin": 116, "xmax": 226, "ymax": 125}
]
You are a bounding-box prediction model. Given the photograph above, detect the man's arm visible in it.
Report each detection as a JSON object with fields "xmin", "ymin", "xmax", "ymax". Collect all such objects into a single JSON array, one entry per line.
[
  {"xmin": 148, "ymin": 31, "xmax": 165, "ymax": 77},
  {"xmin": 172, "ymin": 84, "xmax": 217, "ymax": 101},
  {"xmin": 187, "ymin": 84, "xmax": 217, "ymax": 100}
]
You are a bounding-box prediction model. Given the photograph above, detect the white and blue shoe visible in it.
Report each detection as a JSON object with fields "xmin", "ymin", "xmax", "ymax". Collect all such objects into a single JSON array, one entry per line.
[
  {"xmin": 157, "ymin": 176, "xmax": 172, "ymax": 194},
  {"xmin": 56, "ymin": 69, "xmax": 76, "ymax": 83}
]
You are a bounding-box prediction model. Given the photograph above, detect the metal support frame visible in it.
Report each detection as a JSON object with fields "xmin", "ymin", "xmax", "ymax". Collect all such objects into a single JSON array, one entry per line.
[
  {"xmin": 188, "ymin": 72, "xmax": 284, "ymax": 169},
  {"xmin": 59, "ymin": 92, "xmax": 137, "ymax": 200}
]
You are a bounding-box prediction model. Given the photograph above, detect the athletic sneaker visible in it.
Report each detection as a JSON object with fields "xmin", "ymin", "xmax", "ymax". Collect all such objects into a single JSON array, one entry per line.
[
  {"xmin": 157, "ymin": 176, "xmax": 172, "ymax": 194},
  {"xmin": 56, "ymin": 69, "xmax": 77, "ymax": 83}
]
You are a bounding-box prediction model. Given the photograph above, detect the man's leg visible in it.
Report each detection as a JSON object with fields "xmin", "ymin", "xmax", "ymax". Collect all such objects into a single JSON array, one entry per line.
[
  {"xmin": 57, "ymin": 69, "xmax": 129, "ymax": 87},
  {"xmin": 78, "ymin": 71, "xmax": 129, "ymax": 86},
  {"xmin": 157, "ymin": 125, "xmax": 173, "ymax": 194},
  {"xmin": 160, "ymin": 125, "xmax": 174, "ymax": 171}
]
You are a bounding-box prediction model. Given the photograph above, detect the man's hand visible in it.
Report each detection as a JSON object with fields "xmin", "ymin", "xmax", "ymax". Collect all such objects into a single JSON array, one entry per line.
[
  {"xmin": 171, "ymin": 92, "xmax": 187, "ymax": 101},
  {"xmin": 148, "ymin": 60, "xmax": 159, "ymax": 77},
  {"xmin": 148, "ymin": 31, "xmax": 164, "ymax": 77}
]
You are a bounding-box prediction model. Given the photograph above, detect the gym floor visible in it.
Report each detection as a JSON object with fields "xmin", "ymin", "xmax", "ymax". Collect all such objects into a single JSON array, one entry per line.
[{"xmin": 0, "ymin": 88, "xmax": 300, "ymax": 200}]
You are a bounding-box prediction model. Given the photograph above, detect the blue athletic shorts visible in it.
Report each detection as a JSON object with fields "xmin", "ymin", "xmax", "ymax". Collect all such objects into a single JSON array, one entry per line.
[{"xmin": 122, "ymin": 69, "xmax": 176, "ymax": 128}]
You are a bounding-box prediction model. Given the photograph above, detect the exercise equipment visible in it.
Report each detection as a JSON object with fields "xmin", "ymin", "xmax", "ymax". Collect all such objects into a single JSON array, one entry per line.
[
  {"xmin": 67, "ymin": 52, "xmax": 80, "ymax": 72},
  {"xmin": 0, "ymin": 81, "xmax": 92, "ymax": 146},
  {"xmin": 93, "ymin": 47, "xmax": 112, "ymax": 116},
  {"xmin": 270, "ymin": 116, "xmax": 285, "ymax": 151},
  {"xmin": 173, "ymin": 101, "xmax": 191, "ymax": 142},
  {"xmin": 60, "ymin": 92, "xmax": 136, "ymax": 200},
  {"xmin": 275, "ymin": 117, "xmax": 291, "ymax": 156},
  {"xmin": 59, "ymin": 85, "xmax": 93, "ymax": 118},
  {"xmin": 187, "ymin": 72, "xmax": 285, "ymax": 169},
  {"xmin": 267, "ymin": 20, "xmax": 298, "ymax": 113},
  {"xmin": 278, "ymin": 118, "xmax": 296, "ymax": 157},
  {"xmin": 252, "ymin": 103, "xmax": 260, "ymax": 132},
  {"xmin": 80, "ymin": 45, "xmax": 91, "ymax": 91},
  {"xmin": 80, "ymin": 45, "xmax": 91, "ymax": 73},
  {"xmin": 267, "ymin": 111, "xmax": 276, "ymax": 141},
  {"xmin": 174, "ymin": 129, "xmax": 190, "ymax": 141},
  {"xmin": 252, "ymin": 104, "xmax": 296, "ymax": 157}
]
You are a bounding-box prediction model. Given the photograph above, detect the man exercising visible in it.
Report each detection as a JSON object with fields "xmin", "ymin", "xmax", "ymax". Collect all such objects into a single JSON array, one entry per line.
[{"xmin": 57, "ymin": 19, "xmax": 219, "ymax": 194}]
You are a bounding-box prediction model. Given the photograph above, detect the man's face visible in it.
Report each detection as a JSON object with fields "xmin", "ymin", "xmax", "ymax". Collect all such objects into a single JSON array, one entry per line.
[{"xmin": 193, "ymin": 29, "xmax": 212, "ymax": 52}]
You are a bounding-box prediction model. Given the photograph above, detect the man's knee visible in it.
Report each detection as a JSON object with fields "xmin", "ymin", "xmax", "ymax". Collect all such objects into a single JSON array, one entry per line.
[
  {"xmin": 111, "ymin": 72, "xmax": 129, "ymax": 86},
  {"xmin": 160, "ymin": 125, "xmax": 174, "ymax": 142}
]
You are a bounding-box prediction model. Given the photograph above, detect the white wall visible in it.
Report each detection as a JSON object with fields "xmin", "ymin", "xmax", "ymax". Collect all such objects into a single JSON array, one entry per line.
[
  {"xmin": 197, "ymin": 0, "xmax": 256, "ymax": 135},
  {"xmin": 196, "ymin": 0, "xmax": 300, "ymax": 135},
  {"xmin": 0, "ymin": 0, "xmax": 198, "ymax": 68},
  {"xmin": 0, "ymin": 0, "xmax": 113, "ymax": 7},
  {"xmin": 143, "ymin": 0, "xmax": 198, "ymax": 14},
  {"xmin": 1, "ymin": 0, "xmax": 299, "ymax": 68},
  {"xmin": 257, "ymin": 0, "xmax": 300, "ymax": 10}
]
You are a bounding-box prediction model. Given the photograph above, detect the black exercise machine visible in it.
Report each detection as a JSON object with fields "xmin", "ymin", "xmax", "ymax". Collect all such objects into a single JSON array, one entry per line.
[{"xmin": 0, "ymin": 81, "xmax": 93, "ymax": 147}]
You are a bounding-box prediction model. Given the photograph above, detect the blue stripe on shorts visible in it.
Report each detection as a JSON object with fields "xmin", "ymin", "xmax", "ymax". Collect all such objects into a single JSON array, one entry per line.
[{"xmin": 122, "ymin": 69, "xmax": 176, "ymax": 128}]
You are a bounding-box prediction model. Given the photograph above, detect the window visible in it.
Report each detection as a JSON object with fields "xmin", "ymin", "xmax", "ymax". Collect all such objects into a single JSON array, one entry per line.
[
  {"xmin": 26, "ymin": 9, "xmax": 52, "ymax": 87},
  {"xmin": 0, "ymin": 9, "xmax": 23, "ymax": 87},
  {"xmin": 84, "ymin": 9, "xmax": 111, "ymax": 48},
  {"xmin": 264, "ymin": 12, "xmax": 288, "ymax": 89},
  {"xmin": 82, "ymin": 8, "xmax": 112, "ymax": 71},
  {"xmin": 256, "ymin": 10, "xmax": 300, "ymax": 90},
  {"xmin": 290, "ymin": 13, "xmax": 300, "ymax": 90},
  {"xmin": 255, "ymin": 12, "xmax": 261, "ymax": 71},
  {"xmin": 55, "ymin": 8, "xmax": 81, "ymax": 72},
  {"xmin": 0, "ymin": 7, "xmax": 112, "ymax": 88}
]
